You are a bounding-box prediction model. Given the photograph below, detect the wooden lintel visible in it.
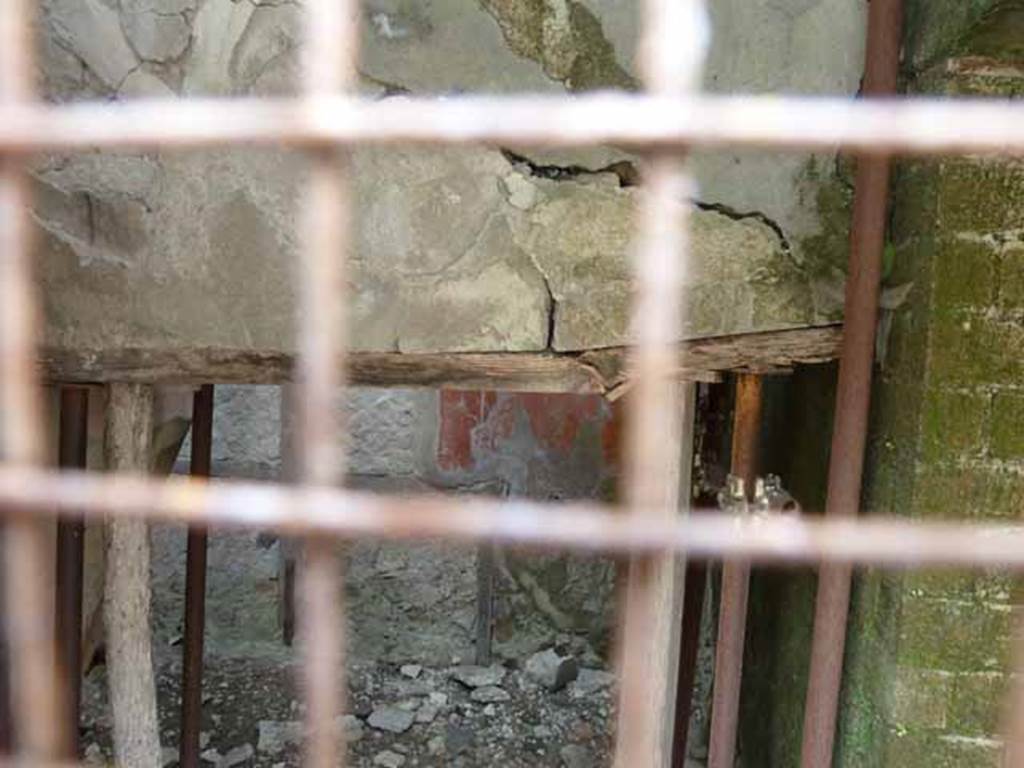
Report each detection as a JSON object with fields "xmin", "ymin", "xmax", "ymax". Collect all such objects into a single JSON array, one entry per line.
[{"xmin": 40, "ymin": 325, "xmax": 842, "ymax": 394}]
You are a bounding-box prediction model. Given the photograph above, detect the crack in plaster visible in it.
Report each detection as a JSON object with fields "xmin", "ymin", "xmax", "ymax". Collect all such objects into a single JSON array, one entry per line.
[{"xmin": 694, "ymin": 200, "xmax": 793, "ymax": 255}]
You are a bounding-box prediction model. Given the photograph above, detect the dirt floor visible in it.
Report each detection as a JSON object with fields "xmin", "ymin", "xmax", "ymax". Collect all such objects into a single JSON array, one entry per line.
[{"xmin": 81, "ymin": 654, "xmax": 619, "ymax": 767}]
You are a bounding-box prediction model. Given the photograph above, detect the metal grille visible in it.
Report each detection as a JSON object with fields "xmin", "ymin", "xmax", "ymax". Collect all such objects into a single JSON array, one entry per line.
[{"xmin": 3, "ymin": 0, "xmax": 1024, "ymax": 766}]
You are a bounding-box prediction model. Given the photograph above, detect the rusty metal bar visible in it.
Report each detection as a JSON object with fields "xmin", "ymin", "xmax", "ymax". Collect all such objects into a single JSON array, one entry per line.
[
  {"xmin": 708, "ymin": 374, "xmax": 763, "ymax": 768},
  {"xmin": 55, "ymin": 388, "xmax": 89, "ymax": 759},
  {"xmin": 614, "ymin": 1, "xmax": 707, "ymax": 764},
  {"xmin": 670, "ymin": 561, "xmax": 707, "ymax": 768},
  {"xmin": 180, "ymin": 385, "xmax": 213, "ymax": 768},
  {"xmin": 800, "ymin": 2, "xmax": 903, "ymax": 766},
  {"xmin": 4, "ymin": 94, "xmax": 1024, "ymax": 156},
  {"xmin": 0, "ymin": 1, "xmax": 65, "ymax": 759},
  {"xmin": 296, "ymin": 2, "xmax": 358, "ymax": 767}
]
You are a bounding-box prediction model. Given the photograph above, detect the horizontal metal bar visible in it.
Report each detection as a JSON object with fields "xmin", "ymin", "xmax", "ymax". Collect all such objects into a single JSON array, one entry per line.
[
  {"xmin": 3, "ymin": 467, "xmax": 1024, "ymax": 569},
  {"xmin": 1, "ymin": 94, "xmax": 1024, "ymax": 155}
]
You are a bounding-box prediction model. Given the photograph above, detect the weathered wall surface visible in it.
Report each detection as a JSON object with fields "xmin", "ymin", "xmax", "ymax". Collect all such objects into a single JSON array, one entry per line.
[
  {"xmin": 34, "ymin": 0, "xmax": 865, "ymax": 355},
  {"xmin": 162, "ymin": 385, "xmax": 621, "ymax": 666},
  {"xmin": 840, "ymin": 25, "xmax": 1024, "ymax": 763},
  {"xmin": 739, "ymin": 4, "xmax": 1024, "ymax": 766}
]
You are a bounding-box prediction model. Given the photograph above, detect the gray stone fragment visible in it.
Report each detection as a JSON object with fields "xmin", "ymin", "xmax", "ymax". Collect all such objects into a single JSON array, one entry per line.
[
  {"xmin": 45, "ymin": 0, "xmax": 139, "ymax": 90},
  {"xmin": 257, "ymin": 720, "xmax": 301, "ymax": 754},
  {"xmin": 199, "ymin": 748, "xmax": 220, "ymax": 765},
  {"xmin": 400, "ymin": 663, "xmax": 422, "ymax": 679},
  {"xmin": 416, "ymin": 702, "xmax": 441, "ymax": 723},
  {"xmin": 569, "ymin": 668, "xmax": 616, "ymax": 698},
  {"xmin": 373, "ymin": 751, "xmax": 406, "ymax": 768},
  {"xmin": 84, "ymin": 743, "xmax": 105, "ymax": 765},
  {"xmin": 122, "ymin": 11, "xmax": 192, "ymax": 62},
  {"xmin": 560, "ymin": 744, "xmax": 592, "ymax": 768},
  {"xmin": 257, "ymin": 716, "xmax": 363, "ymax": 755},
  {"xmin": 524, "ymin": 648, "xmax": 579, "ymax": 691},
  {"xmin": 161, "ymin": 746, "xmax": 179, "ymax": 766},
  {"xmin": 469, "ymin": 685, "xmax": 511, "ymax": 703},
  {"xmin": 427, "ymin": 735, "xmax": 445, "ymax": 756},
  {"xmin": 450, "ymin": 664, "xmax": 506, "ymax": 688},
  {"xmin": 220, "ymin": 744, "xmax": 254, "ymax": 768},
  {"xmin": 338, "ymin": 714, "xmax": 365, "ymax": 742},
  {"xmin": 368, "ymin": 706, "xmax": 416, "ymax": 734}
]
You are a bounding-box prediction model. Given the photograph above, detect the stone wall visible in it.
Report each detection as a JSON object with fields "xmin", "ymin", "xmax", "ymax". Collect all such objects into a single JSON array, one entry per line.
[
  {"xmin": 34, "ymin": 0, "xmax": 865, "ymax": 355},
  {"xmin": 840, "ymin": 15, "xmax": 1024, "ymax": 762},
  {"xmin": 740, "ymin": 4, "xmax": 1024, "ymax": 766}
]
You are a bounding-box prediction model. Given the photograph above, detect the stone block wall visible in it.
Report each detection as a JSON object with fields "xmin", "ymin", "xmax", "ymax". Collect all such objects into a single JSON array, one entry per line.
[
  {"xmin": 837, "ymin": 8, "xmax": 1024, "ymax": 765},
  {"xmin": 165, "ymin": 385, "xmax": 623, "ymax": 666},
  {"xmin": 739, "ymin": 6, "xmax": 1024, "ymax": 766}
]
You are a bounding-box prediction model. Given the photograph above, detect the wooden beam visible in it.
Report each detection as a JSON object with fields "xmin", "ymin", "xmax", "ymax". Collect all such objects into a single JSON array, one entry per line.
[
  {"xmin": 40, "ymin": 325, "xmax": 841, "ymax": 392},
  {"xmin": 103, "ymin": 383, "xmax": 161, "ymax": 768}
]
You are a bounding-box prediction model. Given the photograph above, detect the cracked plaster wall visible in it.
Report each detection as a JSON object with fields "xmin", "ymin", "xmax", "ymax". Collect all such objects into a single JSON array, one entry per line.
[
  {"xmin": 35, "ymin": 0, "xmax": 866, "ymax": 356},
  {"xmin": 36, "ymin": 0, "xmax": 867, "ymax": 676}
]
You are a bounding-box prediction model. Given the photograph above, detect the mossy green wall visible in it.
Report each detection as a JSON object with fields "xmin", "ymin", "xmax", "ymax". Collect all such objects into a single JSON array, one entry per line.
[{"xmin": 742, "ymin": 3, "xmax": 1024, "ymax": 766}]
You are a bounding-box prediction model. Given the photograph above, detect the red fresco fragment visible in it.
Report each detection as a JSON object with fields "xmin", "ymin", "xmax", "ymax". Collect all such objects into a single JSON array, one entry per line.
[{"xmin": 437, "ymin": 390, "xmax": 618, "ymax": 471}]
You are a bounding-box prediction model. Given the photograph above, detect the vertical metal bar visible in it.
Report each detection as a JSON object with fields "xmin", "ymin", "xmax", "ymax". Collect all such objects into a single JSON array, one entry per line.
[
  {"xmin": 0, "ymin": 1, "xmax": 67, "ymax": 759},
  {"xmin": 670, "ymin": 561, "xmax": 707, "ymax": 768},
  {"xmin": 474, "ymin": 544, "xmax": 495, "ymax": 666},
  {"xmin": 298, "ymin": 3, "xmax": 358, "ymax": 767},
  {"xmin": 614, "ymin": 1, "xmax": 707, "ymax": 764},
  {"xmin": 800, "ymin": 2, "xmax": 903, "ymax": 766},
  {"xmin": 180, "ymin": 385, "xmax": 213, "ymax": 768},
  {"xmin": 708, "ymin": 373, "xmax": 762, "ymax": 768},
  {"xmin": 56, "ymin": 387, "xmax": 89, "ymax": 759}
]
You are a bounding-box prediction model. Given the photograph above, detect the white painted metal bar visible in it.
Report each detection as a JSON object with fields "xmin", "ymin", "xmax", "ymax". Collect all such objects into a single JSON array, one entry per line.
[
  {"xmin": 614, "ymin": 1, "xmax": 708, "ymax": 765},
  {"xmin": 0, "ymin": 95, "xmax": 1023, "ymax": 155},
  {"xmin": 0, "ymin": 1, "xmax": 65, "ymax": 759},
  {"xmin": 296, "ymin": 1, "xmax": 359, "ymax": 767}
]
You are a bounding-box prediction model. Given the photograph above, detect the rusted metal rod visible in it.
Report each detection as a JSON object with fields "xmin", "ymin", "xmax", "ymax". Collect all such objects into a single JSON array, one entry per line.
[
  {"xmin": 3, "ymin": 94, "xmax": 1024, "ymax": 155},
  {"xmin": 180, "ymin": 385, "xmax": 213, "ymax": 768},
  {"xmin": 800, "ymin": 1, "xmax": 903, "ymax": 766},
  {"xmin": 54, "ymin": 387, "xmax": 88, "ymax": 759},
  {"xmin": 708, "ymin": 374, "xmax": 763, "ymax": 768},
  {"xmin": 670, "ymin": 561, "xmax": 708, "ymax": 768}
]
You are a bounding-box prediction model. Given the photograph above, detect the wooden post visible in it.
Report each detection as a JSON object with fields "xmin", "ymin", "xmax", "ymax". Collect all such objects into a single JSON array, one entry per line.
[
  {"xmin": 615, "ymin": 382, "xmax": 698, "ymax": 767},
  {"xmin": 103, "ymin": 383, "xmax": 161, "ymax": 768}
]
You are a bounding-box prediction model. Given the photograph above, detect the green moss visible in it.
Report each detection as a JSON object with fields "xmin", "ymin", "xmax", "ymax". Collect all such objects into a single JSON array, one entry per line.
[
  {"xmin": 956, "ymin": 2, "xmax": 1024, "ymax": 60},
  {"xmin": 886, "ymin": 729, "xmax": 1003, "ymax": 767},
  {"xmin": 836, "ymin": 572, "xmax": 903, "ymax": 768},
  {"xmin": 480, "ymin": 0, "xmax": 637, "ymax": 92},
  {"xmin": 990, "ymin": 391, "xmax": 1024, "ymax": 459},
  {"xmin": 564, "ymin": 2, "xmax": 636, "ymax": 91},
  {"xmin": 903, "ymin": 0, "xmax": 1004, "ymax": 71},
  {"xmin": 937, "ymin": 158, "xmax": 1024, "ymax": 234},
  {"xmin": 931, "ymin": 239, "xmax": 999, "ymax": 309},
  {"xmin": 948, "ymin": 672, "xmax": 1007, "ymax": 736},
  {"xmin": 919, "ymin": 387, "xmax": 987, "ymax": 464},
  {"xmin": 795, "ymin": 157, "xmax": 854, "ymax": 284},
  {"xmin": 897, "ymin": 598, "xmax": 1012, "ymax": 672}
]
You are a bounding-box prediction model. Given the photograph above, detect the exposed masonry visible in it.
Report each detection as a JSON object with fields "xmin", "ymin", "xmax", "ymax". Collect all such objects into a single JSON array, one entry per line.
[
  {"xmin": 694, "ymin": 201, "xmax": 793, "ymax": 256},
  {"xmin": 502, "ymin": 147, "xmax": 793, "ymax": 255},
  {"xmin": 502, "ymin": 148, "xmax": 798, "ymax": 352}
]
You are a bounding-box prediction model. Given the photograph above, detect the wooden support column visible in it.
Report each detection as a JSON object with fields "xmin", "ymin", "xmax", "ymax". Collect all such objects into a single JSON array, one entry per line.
[
  {"xmin": 616, "ymin": 382, "xmax": 698, "ymax": 766},
  {"xmin": 103, "ymin": 383, "xmax": 161, "ymax": 768}
]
